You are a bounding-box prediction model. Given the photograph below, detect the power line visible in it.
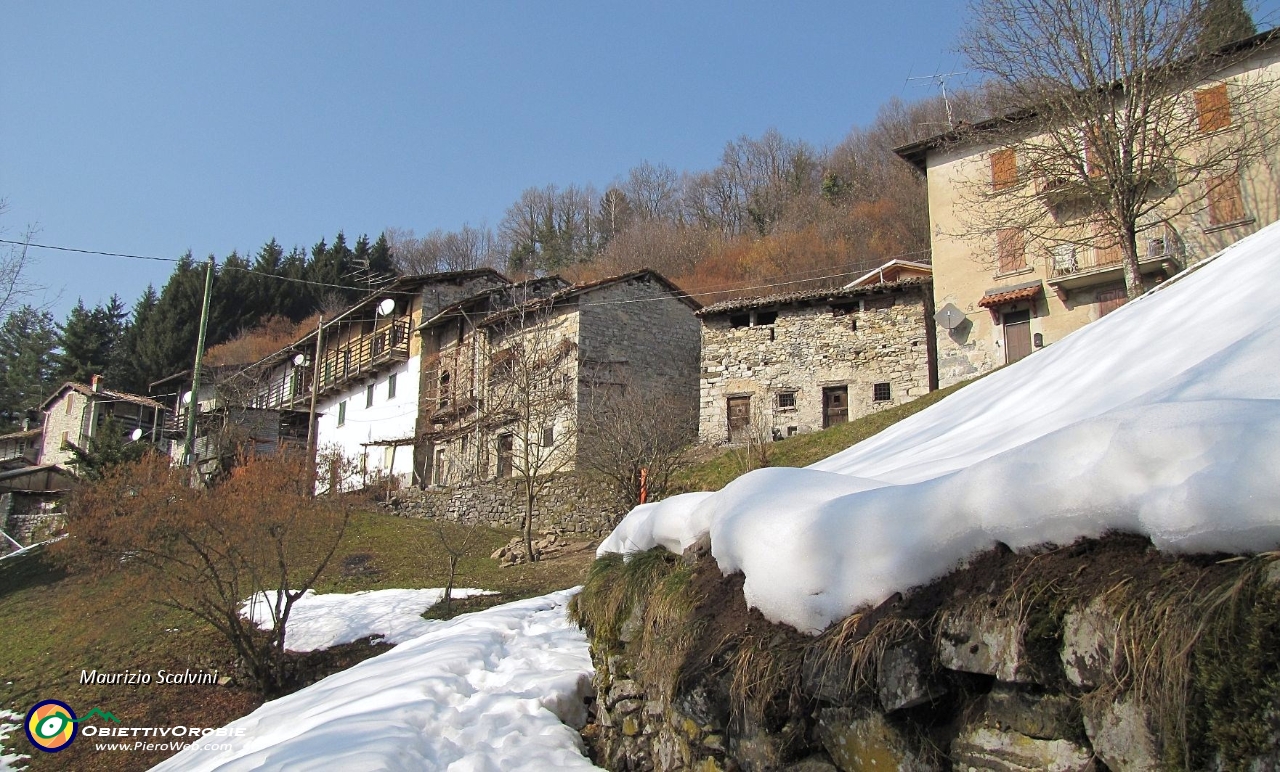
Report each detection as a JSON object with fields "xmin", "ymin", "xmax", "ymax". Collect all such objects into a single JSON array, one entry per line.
[{"xmin": 2, "ymin": 238, "xmax": 381, "ymax": 292}]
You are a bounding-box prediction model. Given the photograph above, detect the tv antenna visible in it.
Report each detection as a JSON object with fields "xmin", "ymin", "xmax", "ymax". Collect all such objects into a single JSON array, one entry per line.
[{"xmin": 906, "ymin": 70, "xmax": 969, "ymax": 129}]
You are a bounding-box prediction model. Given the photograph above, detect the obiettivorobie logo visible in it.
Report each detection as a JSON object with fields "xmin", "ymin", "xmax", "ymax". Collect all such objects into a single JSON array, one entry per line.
[{"xmin": 24, "ymin": 700, "xmax": 120, "ymax": 753}]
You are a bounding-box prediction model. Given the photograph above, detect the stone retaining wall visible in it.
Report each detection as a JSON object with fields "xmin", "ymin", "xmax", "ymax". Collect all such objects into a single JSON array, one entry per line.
[
  {"xmin": 1, "ymin": 492, "xmax": 64, "ymax": 551},
  {"xmin": 384, "ymin": 474, "xmax": 621, "ymax": 537}
]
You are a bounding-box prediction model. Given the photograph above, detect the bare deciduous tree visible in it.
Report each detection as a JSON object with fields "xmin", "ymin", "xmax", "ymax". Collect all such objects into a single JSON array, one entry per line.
[
  {"xmin": 578, "ymin": 372, "xmax": 697, "ymax": 513},
  {"xmin": 60, "ymin": 452, "xmax": 352, "ymax": 695},
  {"xmin": 957, "ymin": 0, "xmax": 1277, "ymax": 298},
  {"xmin": 481, "ymin": 298, "xmax": 579, "ymax": 561},
  {"xmin": 0, "ymin": 199, "xmax": 38, "ymax": 320}
]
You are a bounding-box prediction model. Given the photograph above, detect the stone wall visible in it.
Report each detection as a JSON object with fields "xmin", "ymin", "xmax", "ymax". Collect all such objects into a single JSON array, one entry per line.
[
  {"xmin": 578, "ymin": 536, "xmax": 1280, "ymax": 771},
  {"xmin": 699, "ymin": 283, "xmax": 936, "ymax": 445},
  {"xmin": 384, "ymin": 473, "xmax": 621, "ymax": 537},
  {"xmin": 0, "ymin": 492, "xmax": 64, "ymax": 551}
]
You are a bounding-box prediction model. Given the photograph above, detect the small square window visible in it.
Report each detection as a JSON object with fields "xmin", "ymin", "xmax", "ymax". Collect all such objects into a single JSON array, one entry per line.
[
  {"xmin": 777, "ymin": 392, "xmax": 796, "ymax": 409},
  {"xmin": 755, "ymin": 310, "xmax": 778, "ymax": 325},
  {"xmin": 730, "ymin": 313, "xmax": 750, "ymax": 329},
  {"xmin": 366, "ymin": 384, "xmax": 375, "ymax": 408},
  {"xmin": 338, "ymin": 400, "xmax": 347, "ymax": 426},
  {"xmin": 387, "ymin": 373, "xmax": 397, "ymax": 399},
  {"xmin": 873, "ymin": 382, "xmax": 892, "ymax": 402}
]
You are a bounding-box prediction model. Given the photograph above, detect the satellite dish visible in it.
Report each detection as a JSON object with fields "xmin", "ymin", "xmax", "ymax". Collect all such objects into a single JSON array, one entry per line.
[
  {"xmin": 377, "ymin": 298, "xmax": 395, "ymax": 316},
  {"xmin": 934, "ymin": 303, "xmax": 967, "ymax": 330},
  {"xmin": 293, "ymin": 353, "xmax": 308, "ymax": 366},
  {"xmin": 181, "ymin": 391, "xmax": 192, "ymax": 405},
  {"xmin": 130, "ymin": 428, "xmax": 143, "ymax": 442}
]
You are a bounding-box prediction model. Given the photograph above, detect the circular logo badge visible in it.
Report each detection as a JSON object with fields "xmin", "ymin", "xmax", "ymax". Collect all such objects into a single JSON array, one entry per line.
[{"xmin": 24, "ymin": 700, "xmax": 78, "ymax": 753}]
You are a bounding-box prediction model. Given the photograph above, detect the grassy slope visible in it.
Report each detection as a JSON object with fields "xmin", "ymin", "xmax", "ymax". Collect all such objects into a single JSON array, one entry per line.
[
  {"xmin": 673, "ymin": 378, "xmax": 972, "ymax": 494},
  {"xmin": 0, "ymin": 512, "xmax": 595, "ymax": 772}
]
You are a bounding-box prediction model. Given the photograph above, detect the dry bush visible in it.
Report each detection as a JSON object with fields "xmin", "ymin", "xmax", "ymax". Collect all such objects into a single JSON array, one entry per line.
[
  {"xmin": 57, "ymin": 451, "xmax": 352, "ymax": 695},
  {"xmin": 204, "ymin": 314, "xmax": 317, "ymax": 367}
]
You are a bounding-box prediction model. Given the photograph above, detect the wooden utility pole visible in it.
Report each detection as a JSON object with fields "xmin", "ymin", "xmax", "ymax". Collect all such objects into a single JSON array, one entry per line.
[
  {"xmin": 305, "ymin": 315, "xmax": 324, "ymax": 490},
  {"xmin": 182, "ymin": 257, "xmax": 215, "ymax": 481}
]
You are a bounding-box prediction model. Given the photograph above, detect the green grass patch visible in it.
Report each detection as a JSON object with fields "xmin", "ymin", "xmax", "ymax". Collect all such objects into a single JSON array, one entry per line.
[{"xmin": 673, "ymin": 379, "xmax": 974, "ymax": 493}]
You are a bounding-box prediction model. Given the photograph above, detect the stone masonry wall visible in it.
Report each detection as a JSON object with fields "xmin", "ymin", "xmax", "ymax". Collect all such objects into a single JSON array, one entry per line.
[
  {"xmin": 576, "ymin": 274, "xmax": 702, "ymax": 442},
  {"xmin": 0, "ymin": 492, "xmax": 64, "ymax": 552},
  {"xmin": 699, "ymin": 284, "xmax": 935, "ymax": 445},
  {"xmin": 384, "ymin": 473, "xmax": 621, "ymax": 537}
]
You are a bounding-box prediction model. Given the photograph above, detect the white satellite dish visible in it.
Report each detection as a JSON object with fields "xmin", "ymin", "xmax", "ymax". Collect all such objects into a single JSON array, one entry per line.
[
  {"xmin": 377, "ymin": 298, "xmax": 395, "ymax": 316},
  {"xmin": 130, "ymin": 428, "xmax": 143, "ymax": 442},
  {"xmin": 293, "ymin": 352, "xmax": 308, "ymax": 366},
  {"xmin": 181, "ymin": 391, "xmax": 192, "ymax": 405}
]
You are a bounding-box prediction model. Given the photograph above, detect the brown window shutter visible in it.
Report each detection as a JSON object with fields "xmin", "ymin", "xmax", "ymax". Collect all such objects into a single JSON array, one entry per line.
[
  {"xmin": 1207, "ymin": 173, "xmax": 1245, "ymax": 225},
  {"xmin": 1094, "ymin": 224, "xmax": 1124, "ymax": 266},
  {"xmin": 997, "ymin": 228, "xmax": 1026, "ymax": 273},
  {"xmin": 991, "ymin": 148, "xmax": 1018, "ymax": 190},
  {"xmin": 1195, "ymin": 84, "xmax": 1232, "ymax": 133}
]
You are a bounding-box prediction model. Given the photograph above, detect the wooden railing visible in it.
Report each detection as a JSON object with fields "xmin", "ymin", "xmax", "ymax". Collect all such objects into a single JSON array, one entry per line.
[{"xmin": 314, "ymin": 320, "xmax": 411, "ymax": 396}]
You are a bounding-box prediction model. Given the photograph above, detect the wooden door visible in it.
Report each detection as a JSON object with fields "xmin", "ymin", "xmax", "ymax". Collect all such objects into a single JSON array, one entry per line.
[
  {"xmin": 1003, "ymin": 310, "xmax": 1033, "ymax": 364},
  {"xmin": 822, "ymin": 386, "xmax": 848, "ymax": 428},
  {"xmin": 496, "ymin": 433, "xmax": 514, "ymax": 478},
  {"xmin": 727, "ymin": 397, "xmax": 751, "ymax": 443}
]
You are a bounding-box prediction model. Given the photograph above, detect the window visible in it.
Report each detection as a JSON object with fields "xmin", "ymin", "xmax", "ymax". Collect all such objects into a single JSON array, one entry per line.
[
  {"xmin": 755, "ymin": 310, "xmax": 778, "ymax": 325},
  {"xmin": 1207, "ymin": 173, "xmax": 1246, "ymax": 226},
  {"xmin": 990, "ymin": 148, "xmax": 1018, "ymax": 190},
  {"xmin": 337, "ymin": 400, "xmax": 347, "ymax": 426},
  {"xmin": 997, "ymin": 228, "xmax": 1026, "ymax": 273},
  {"xmin": 729, "ymin": 313, "xmax": 750, "ymax": 329},
  {"xmin": 873, "ymin": 382, "xmax": 892, "ymax": 402},
  {"xmin": 366, "ymin": 384, "xmax": 374, "ymax": 408},
  {"xmin": 1194, "ymin": 84, "xmax": 1231, "ymax": 133},
  {"xmin": 776, "ymin": 391, "xmax": 797, "ymax": 410},
  {"xmin": 387, "ymin": 373, "xmax": 397, "ymax": 399},
  {"xmin": 542, "ymin": 426, "xmax": 555, "ymax": 447}
]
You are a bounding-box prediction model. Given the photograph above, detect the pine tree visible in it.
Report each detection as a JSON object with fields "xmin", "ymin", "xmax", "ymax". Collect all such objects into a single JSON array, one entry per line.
[
  {"xmin": 369, "ymin": 233, "xmax": 397, "ymax": 279},
  {"xmin": 108, "ymin": 286, "xmax": 162, "ymax": 394},
  {"xmin": 55, "ymin": 296, "xmax": 127, "ymax": 385},
  {"xmin": 1197, "ymin": 0, "xmax": 1256, "ymax": 51},
  {"xmin": 0, "ymin": 305, "xmax": 58, "ymax": 428}
]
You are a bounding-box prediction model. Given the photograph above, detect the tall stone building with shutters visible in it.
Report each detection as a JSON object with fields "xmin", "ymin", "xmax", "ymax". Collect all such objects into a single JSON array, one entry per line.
[
  {"xmin": 893, "ymin": 31, "xmax": 1280, "ymax": 387},
  {"xmin": 697, "ymin": 279, "xmax": 937, "ymax": 446}
]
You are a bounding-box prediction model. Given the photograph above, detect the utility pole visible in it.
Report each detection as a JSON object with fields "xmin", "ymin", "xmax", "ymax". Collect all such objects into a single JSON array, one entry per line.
[
  {"xmin": 305, "ymin": 315, "xmax": 324, "ymax": 490},
  {"xmin": 182, "ymin": 257, "xmax": 216, "ymax": 482}
]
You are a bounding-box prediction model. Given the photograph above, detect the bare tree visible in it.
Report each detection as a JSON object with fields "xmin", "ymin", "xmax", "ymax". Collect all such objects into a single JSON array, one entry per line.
[
  {"xmin": 430, "ymin": 520, "xmax": 480, "ymax": 615},
  {"xmin": 578, "ymin": 372, "xmax": 697, "ymax": 513},
  {"xmin": 60, "ymin": 452, "xmax": 351, "ymax": 695},
  {"xmin": 0, "ymin": 199, "xmax": 38, "ymax": 320},
  {"xmin": 482, "ymin": 297, "xmax": 579, "ymax": 561},
  {"xmin": 956, "ymin": 0, "xmax": 1277, "ymax": 298},
  {"xmin": 386, "ymin": 224, "xmax": 501, "ymax": 275}
]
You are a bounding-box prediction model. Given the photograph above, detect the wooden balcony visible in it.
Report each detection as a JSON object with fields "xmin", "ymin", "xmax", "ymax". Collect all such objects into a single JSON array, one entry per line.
[{"xmin": 314, "ymin": 319, "xmax": 411, "ymax": 397}]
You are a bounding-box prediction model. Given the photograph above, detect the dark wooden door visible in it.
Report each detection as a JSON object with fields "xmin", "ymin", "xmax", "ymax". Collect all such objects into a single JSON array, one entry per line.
[
  {"xmin": 822, "ymin": 386, "xmax": 848, "ymax": 428},
  {"xmin": 496, "ymin": 433, "xmax": 513, "ymax": 478},
  {"xmin": 1003, "ymin": 309, "xmax": 1033, "ymax": 363},
  {"xmin": 727, "ymin": 396, "xmax": 751, "ymax": 443}
]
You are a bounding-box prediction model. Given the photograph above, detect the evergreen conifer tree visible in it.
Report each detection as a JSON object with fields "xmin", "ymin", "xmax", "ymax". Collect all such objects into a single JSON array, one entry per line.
[
  {"xmin": 0, "ymin": 305, "xmax": 58, "ymax": 428},
  {"xmin": 1196, "ymin": 0, "xmax": 1256, "ymax": 51},
  {"xmin": 55, "ymin": 296, "xmax": 127, "ymax": 385}
]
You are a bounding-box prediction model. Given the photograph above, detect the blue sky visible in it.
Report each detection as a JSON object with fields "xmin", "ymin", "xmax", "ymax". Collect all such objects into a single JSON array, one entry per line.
[{"xmin": 4, "ymin": 2, "xmax": 1278, "ymax": 320}]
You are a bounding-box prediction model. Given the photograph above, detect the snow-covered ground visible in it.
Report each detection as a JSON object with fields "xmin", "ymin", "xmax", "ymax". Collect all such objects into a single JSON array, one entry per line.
[
  {"xmin": 602, "ymin": 220, "xmax": 1280, "ymax": 634},
  {"xmin": 243, "ymin": 588, "xmax": 494, "ymax": 652},
  {"xmin": 152, "ymin": 589, "xmax": 599, "ymax": 771},
  {"xmin": 0, "ymin": 709, "xmax": 27, "ymax": 772}
]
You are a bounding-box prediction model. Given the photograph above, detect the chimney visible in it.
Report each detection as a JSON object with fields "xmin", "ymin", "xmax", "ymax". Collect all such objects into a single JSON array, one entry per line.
[{"xmin": 91, "ymin": 374, "xmax": 104, "ymax": 392}]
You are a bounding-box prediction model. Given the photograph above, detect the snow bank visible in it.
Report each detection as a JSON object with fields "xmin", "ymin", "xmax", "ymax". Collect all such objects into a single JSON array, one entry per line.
[
  {"xmin": 601, "ymin": 220, "xmax": 1280, "ymax": 634},
  {"xmin": 152, "ymin": 589, "xmax": 599, "ymax": 772},
  {"xmin": 0, "ymin": 709, "xmax": 26, "ymax": 772},
  {"xmin": 242, "ymin": 588, "xmax": 494, "ymax": 652}
]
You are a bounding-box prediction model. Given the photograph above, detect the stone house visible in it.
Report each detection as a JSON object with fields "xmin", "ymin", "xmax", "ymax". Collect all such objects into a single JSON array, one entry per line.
[
  {"xmin": 698, "ymin": 279, "xmax": 937, "ymax": 445},
  {"xmin": 248, "ymin": 269, "xmax": 510, "ymax": 488},
  {"xmin": 419, "ymin": 269, "xmax": 702, "ymax": 488},
  {"xmin": 894, "ymin": 32, "xmax": 1280, "ymax": 387},
  {"xmin": 38, "ymin": 379, "xmax": 166, "ymax": 469}
]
